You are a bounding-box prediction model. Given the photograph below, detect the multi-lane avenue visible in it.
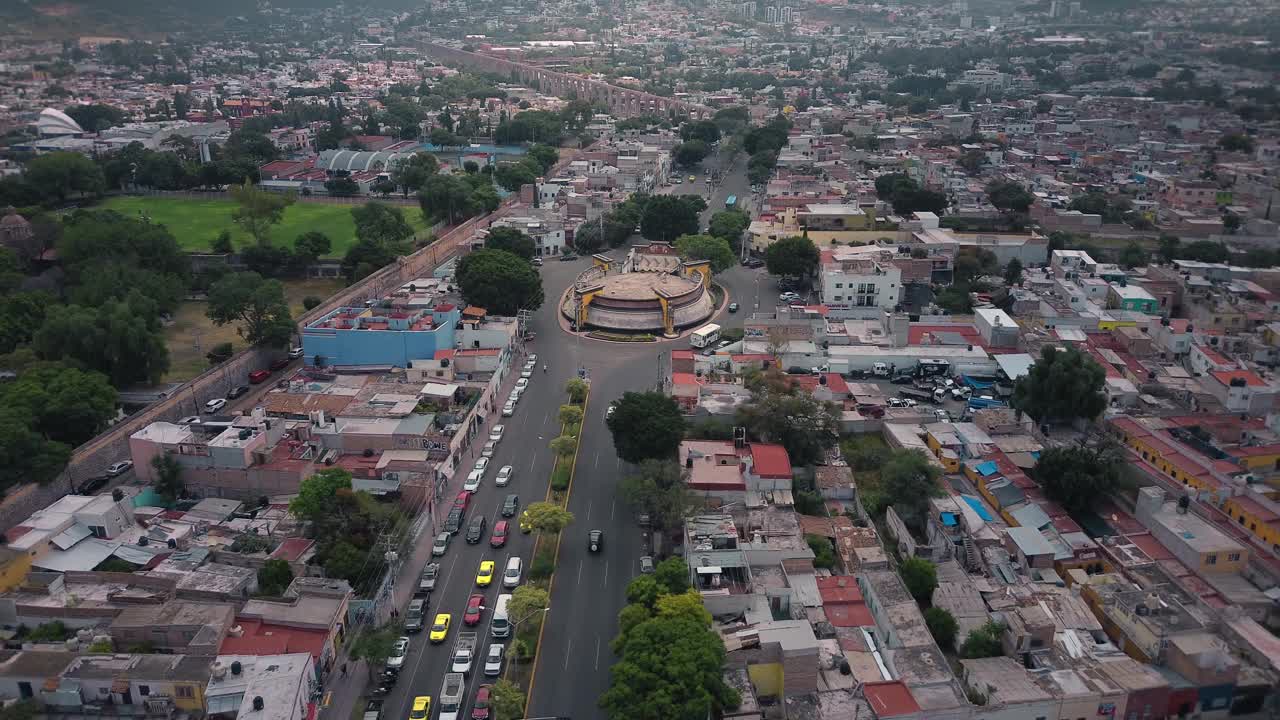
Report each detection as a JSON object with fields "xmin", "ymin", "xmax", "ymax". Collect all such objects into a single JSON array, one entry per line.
[{"xmin": 378, "ymin": 155, "xmax": 774, "ymax": 720}]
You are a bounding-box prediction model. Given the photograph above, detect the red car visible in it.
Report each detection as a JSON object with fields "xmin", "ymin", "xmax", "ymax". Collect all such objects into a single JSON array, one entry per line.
[
  {"xmin": 248, "ymin": 369, "xmax": 271, "ymax": 384},
  {"xmin": 453, "ymin": 491, "xmax": 470, "ymax": 511},
  {"xmin": 489, "ymin": 521, "xmax": 508, "ymax": 548},
  {"xmin": 269, "ymin": 357, "xmax": 290, "ymax": 371},
  {"xmin": 463, "ymin": 593, "xmax": 485, "ymax": 626},
  {"xmin": 471, "ymin": 685, "xmax": 491, "ymax": 720}
]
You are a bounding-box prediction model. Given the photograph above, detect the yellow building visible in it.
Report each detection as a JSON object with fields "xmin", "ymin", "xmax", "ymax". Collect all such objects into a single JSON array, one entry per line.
[
  {"xmin": 1222, "ymin": 495, "xmax": 1280, "ymax": 552},
  {"xmin": 0, "ymin": 545, "xmax": 32, "ymax": 592},
  {"xmin": 748, "ymin": 206, "xmax": 885, "ymax": 253}
]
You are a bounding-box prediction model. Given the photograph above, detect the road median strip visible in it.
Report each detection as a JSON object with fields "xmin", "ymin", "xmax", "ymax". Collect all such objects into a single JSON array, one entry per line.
[{"xmin": 509, "ymin": 380, "xmax": 590, "ymax": 706}]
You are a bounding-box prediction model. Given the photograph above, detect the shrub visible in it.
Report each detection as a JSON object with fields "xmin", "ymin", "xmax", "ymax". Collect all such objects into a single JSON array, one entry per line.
[
  {"xmin": 924, "ymin": 607, "xmax": 958, "ymax": 649},
  {"xmin": 960, "ymin": 621, "xmax": 1006, "ymax": 659},
  {"xmin": 303, "ymin": 295, "xmax": 322, "ymax": 310},
  {"xmin": 900, "ymin": 556, "xmax": 938, "ymax": 604},
  {"xmin": 805, "ymin": 534, "xmax": 837, "ymax": 569}
]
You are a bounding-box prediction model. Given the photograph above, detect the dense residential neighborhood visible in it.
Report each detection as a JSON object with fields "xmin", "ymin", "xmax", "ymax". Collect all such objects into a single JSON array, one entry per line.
[{"xmin": 2, "ymin": 0, "xmax": 1280, "ymax": 719}]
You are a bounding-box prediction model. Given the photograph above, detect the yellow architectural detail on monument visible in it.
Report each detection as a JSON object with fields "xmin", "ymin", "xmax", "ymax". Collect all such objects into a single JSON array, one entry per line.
[
  {"xmin": 681, "ymin": 260, "xmax": 712, "ymax": 288},
  {"xmin": 577, "ymin": 289, "xmax": 600, "ymax": 326},
  {"xmin": 657, "ymin": 295, "xmax": 674, "ymax": 336}
]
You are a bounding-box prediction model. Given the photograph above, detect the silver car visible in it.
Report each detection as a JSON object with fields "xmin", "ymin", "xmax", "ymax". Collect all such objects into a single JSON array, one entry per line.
[
  {"xmin": 495, "ymin": 465, "xmax": 514, "ymax": 487},
  {"xmin": 431, "ymin": 532, "xmax": 450, "ymax": 556},
  {"xmin": 482, "ymin": 440, "xmax": 498, "ymax": 458},
  {"xmin": 483, "ymin": 643, "xmax": 504, "ymax": 676}
]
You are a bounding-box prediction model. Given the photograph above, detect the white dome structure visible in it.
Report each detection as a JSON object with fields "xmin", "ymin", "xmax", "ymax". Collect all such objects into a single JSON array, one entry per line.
[{"xmin": 37, "ymin": 107, "xmax": 85, "ymax": 137}]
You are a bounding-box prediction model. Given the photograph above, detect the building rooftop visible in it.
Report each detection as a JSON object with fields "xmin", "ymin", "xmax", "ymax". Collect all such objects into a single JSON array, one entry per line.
[
  {"xmin": 962, "ymin": 657, "xmax": 1054, "ymax": 705},
  {"xmin": 861, "ymin": 680, "xmax": 921, "ymax": 718}
]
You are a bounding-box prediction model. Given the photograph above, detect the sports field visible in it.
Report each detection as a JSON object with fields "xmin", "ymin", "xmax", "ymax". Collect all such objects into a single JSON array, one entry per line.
[{"xmin": 98, "ymin": 196, "xmax": 429, "ymax": 258}]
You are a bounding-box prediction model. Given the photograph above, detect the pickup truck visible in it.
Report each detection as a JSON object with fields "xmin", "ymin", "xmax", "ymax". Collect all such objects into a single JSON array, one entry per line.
[
  {"xmin": 450, "ymin": 631, "xmax": 478, "ymax": 674},
  {"xmin": 437, "ymin": 673, "xmax": 465, "ymax": 720}
]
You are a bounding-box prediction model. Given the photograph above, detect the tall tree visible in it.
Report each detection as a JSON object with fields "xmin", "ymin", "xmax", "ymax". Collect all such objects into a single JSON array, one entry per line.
[
  {"xmin": 352, "ymin": 202, "xmax": 415, "ymax": 248},
  {"xmin": 205, "ymin": 272, "xmax": 295, "ymax": 348},
  {"xmin": 736, "ymin": 376, "xmax": 840, "ymax": 466},
  {"xmin": 229, "ymin": 182, "xmax": 296, "ymax": 246},
  {"xmin": 152, "ymin": 454, "xmax": 184, "ymax": 504},
  {"xmin": 1033, "ymin": 442, "xmax": 1126, "ymax": 514},
  {"xmin": 600, "ymin": 614, "xmax": 739, "ymax": 720},
  {"xmin": 25, "ymin": 152, "xmax": 105, "ymax": 203},
  {"xmin": 619, "ymin": 460, "xmax": 693, "ymax": 532},
  {"xmin": 673, "ymin": 234, "xmax": 735, "ymax": 273},
  {"xmin": 606, "ymin": 392, "xmax": 687, "ymax": 463},
  {"xmin": 418, "ymin": 174, "xmax": 479, "ymax": 224},
  {"xmin": 455, "ymin": 248, "xmax": 544, "ymax": 315},
  {"xmin": 765, "ymin": 235, "xmax": 819, "ymax": 280},
  {"xmin": 1011, "ymin": 345, "xmax": 1107, "ymax": 424},
  {"xmin": 640, "ymin": 195, "xmax": 700, "ymax": 243},
  {"xmin": 879, "ymin": 449, "xmax": 943, "ymax": 533}
]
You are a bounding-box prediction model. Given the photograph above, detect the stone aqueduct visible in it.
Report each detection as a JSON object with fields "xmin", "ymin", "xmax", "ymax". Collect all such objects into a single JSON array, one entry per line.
[{"xmin": 422, "ymin": 42, "xmax": 712, "ymax": 120}]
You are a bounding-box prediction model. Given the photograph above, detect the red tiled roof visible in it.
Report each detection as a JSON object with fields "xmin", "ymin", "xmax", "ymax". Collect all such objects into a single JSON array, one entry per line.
[
  {"xmin": 219, "ymin": 619, "xmax": 328, "ymax": 660},
  {"xmin": 1211, "ymin": 370, "xmax": 1266, "ymax": 387},
  {"xmin": 863, "ymin": 681, "xmax": 922, "ymax": 718},
  {"xmin": 457, "ymin": 348, "xmax": 500, "ymax": 356},
  {"xmin": 1126, "ymin": 532, "xmax": 1174, "ymax": 561},
  {"xmin": 750, "ymin": 443, "xmax": 792, "ymax": 478},
  {"xmin": 1197, "ymin": 345, "xmax": 1233, "ymax": 366},
  {"xmin": 270, "ymin": 537, "xmax": 315, "ymax": 562},
  {"xmin": 672, "ymin": 372, "xmax": 701, "ymax": 387},
  {"xmin": 824, "ymin": 373, "xmax": 850, "ymax": 394}
]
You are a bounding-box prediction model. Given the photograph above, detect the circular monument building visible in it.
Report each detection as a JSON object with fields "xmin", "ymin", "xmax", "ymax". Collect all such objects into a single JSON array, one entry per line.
[{"xmin": 564, "ymin": 245, "xmax": 716, "ymax": 336}]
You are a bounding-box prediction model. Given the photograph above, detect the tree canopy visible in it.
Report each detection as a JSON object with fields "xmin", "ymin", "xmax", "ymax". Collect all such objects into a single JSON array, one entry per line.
[
  {"xmin": 985, "ymin": 180, "xmax": 1034, "ymax": 213},
  {"xmin": 673, "ymin": 234, "xmax": 735, "ymax": 273},
  {"xmin": 878, "ymin": 449, "xmax": 943, "ymax": 532},
  {"xmin": 606, "ymin": 391, "xmax": 687, "ymax": 463},
  {"xmin": 1033, "ymin": 442, "xmax": 1126, "ymax": 514},
  {"xmin": 521, "ymin": 501, "xmax": 575, "ymax": 534},
  {"xmin": 485, "ymin": 226, "xmax": 537, "ymax": 260},
  {"xmin": 640, "ymin": 195, "xmax": 701, "ymax": 243},
  {"xmin": 229, "ymin": 182, "xmax": 296, "ymax": 246},
  {"xmin": 736, "ymin": 371, "xmax": 840, "ymax": 466},
  {"xmin": 599, "ymin": 613, "xmax": 739, "ymax": 720},
  {"xmin": 765, "ymin": 235, "xmax": 819, "ymax": 279},
  {"xmin": 619, "ymin": 459, "xmax": 693, "ymax": 533},
  {"xmin": 456, "ymin": 248, "xmax": 545, "ymax": 315},
  {"xmin": 1011, "ymin": 345, "xmax": 1107, "ymax": 424},
  {"xmin": 206, "ymin": 272, "xmax": 295, "ymax": 348}
]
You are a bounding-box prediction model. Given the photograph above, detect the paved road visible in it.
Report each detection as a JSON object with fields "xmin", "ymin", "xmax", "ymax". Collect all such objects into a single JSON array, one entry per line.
[
  {"xmin": 526, "ymin": 154, "xmax": 767, "ymax": 719},
  {"xmin": 377, "ymin": 349, "xmax": 558, "ymax": 720},
  {"xmin": 381, "ymin": 155, "xmax": 773, "ymax": 720}
]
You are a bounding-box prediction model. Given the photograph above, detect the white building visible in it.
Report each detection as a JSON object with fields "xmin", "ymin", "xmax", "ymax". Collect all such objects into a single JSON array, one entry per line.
[
  {"xmin": 821, "ymin": 257, "xmax": 901, "ymax": 319},
  {"xmin": 487, "ymin": 214, "xmax": 565, "ymax": 257}
]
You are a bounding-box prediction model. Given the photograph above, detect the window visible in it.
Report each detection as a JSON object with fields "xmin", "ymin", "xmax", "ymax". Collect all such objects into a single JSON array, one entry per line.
[
  {"xmin": 138, "ymin": 686, "xmax": 150, "ymax": 697},
  {"xmin": 18, "ymin": 682, "xmax": 32, "ymax": 699},
  {"xmin": 1206, "ymin": 554, "xmax": 1217, "ymax": 565},
  {"xmin": 1228, "ymin": 552, "xmax": 1241, "ymax": 562},
  {"xmin": 90, "ymin": 525, "xmax": 107, "ymax": 538},
  {"xmin": 175, "ymin": 686, "xmax": 194, "ymax": 699},
  {"xmin": 834, "ymin": 296, "xmax": 843, "ymax": 302},
  {"xmin": 835, "ymin": 283, "xmax": 843, "ymax": 288}
]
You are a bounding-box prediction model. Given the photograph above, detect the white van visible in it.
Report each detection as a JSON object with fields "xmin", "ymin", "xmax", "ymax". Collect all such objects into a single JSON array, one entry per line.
[
  {"xmin": 491, "ymin": 594, "xmax": 512, "ymax": 638},
  {"xmin": 502, "ymin": 557, "xmax": 523, "ymax": 588}
]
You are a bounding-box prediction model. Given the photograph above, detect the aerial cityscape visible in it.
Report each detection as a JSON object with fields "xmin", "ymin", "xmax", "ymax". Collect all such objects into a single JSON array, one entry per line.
[{"xmin": 1, "ymin": 0, "xmax": 1280, "ymax": 719}]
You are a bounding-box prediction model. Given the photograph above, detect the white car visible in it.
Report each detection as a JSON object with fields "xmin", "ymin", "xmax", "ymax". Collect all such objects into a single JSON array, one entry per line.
[
  {"xmin": 496, "ymin": 465, "xmax": 513, "ymax": 487},
  {"xmin": 527, "ymin": 354, "xmax": 538, "ymax": 364},
  {"xmin": 464, "ymin": 469, "xmax": 483, "ymax": 493},
  {"xmin": 489, "ymin": 425, "xmax": 505, "ymax": 442},
  {"xmin": 502, "ymin": 557, "xmax": 523, "ymax": 589},
  {"xmin": 387, "ymin": 637, "xmax": 410, "ymax": 669},
  {"xmin": 508, "ymin": 389, "xmax": 521, "ymax": 403},
  {"xmin": 474, "ymin": 457, "xmax": 490, "ymax": 473},
  {"xmin": 520, "ymin": 366, "xmax": 534, "ymax": 379},
  {"xmin": 515, "ymin": 378, "xmax": 529, "ymax": 390},
  {"xmin": 482, "ymin": 441, "xmax": 498, "ymax": 458},
  {"xmin": 484, "ymin": 643, "xmax": 504, "ymax": 676},
  {"xmin": 204, "ymin": 398, "xmax": 227, "ymax": 413},
  {"xmin": 502, "ymin": 401, "xmax": 516, "ymax": 417},
  {"xmin": 606, "ymin": 405, "xmax": 616, "ymax": 420},
  {"xmin": 178, "ymin": 415, "xmax": 201, "ymax": 425}
]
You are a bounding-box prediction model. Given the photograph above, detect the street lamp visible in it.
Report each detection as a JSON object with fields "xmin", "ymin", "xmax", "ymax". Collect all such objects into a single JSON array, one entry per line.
[{"xmin": 504, "ymin": 607, "xmax": 551, "ymax": 674}]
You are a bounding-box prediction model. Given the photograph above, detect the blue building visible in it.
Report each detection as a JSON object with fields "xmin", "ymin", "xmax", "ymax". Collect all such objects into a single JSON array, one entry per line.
[{"xmin": 302, "ymin": 303, "xmax": 461, "ymax": 368}]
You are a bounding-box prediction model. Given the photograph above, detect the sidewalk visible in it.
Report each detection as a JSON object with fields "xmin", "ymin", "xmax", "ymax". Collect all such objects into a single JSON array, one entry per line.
[{"xmin": 321, "ymin": 345, "xmax": 531, "ymax": 720}]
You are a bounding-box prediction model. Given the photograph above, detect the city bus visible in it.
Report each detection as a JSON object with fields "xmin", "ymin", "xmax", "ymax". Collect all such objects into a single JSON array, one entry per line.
[
  {"xmin": 725, "ymin": 195, "xmax": 737, "ymax": 210},
  {"xmin": 689, "ymin": 323, "xmax": 722, "ymax": 349}
]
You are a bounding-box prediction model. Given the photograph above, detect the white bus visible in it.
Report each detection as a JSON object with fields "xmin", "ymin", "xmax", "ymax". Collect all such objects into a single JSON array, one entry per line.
[{"xmin": 690, "ymin": 323, "xmax": 721, "ymax": 348}]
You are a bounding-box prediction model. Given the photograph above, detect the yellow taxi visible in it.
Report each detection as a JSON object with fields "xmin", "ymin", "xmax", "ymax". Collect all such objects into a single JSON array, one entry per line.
[
  {"xmin": 408, "ymin": 696, "xmax": 431, "ymax": 720},
  {"xmin": 476, "ymin": 560, "xmax": 495, "ymax": 587},
  {"xmin": 519, "ymin": 510, "xmax": 532, "ymax": 534},
  {"xmin": 688, "ymin": 174, "xmax": 697, "ymax": 182},
  {"xmin": 428, "ymin": 613, "xmax": 451, "ymax": 643}
]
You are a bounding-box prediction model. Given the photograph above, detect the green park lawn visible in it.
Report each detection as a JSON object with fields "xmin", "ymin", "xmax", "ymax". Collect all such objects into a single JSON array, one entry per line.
[{"xmin": 98, "ymin": 196, "xmax": 429, "ymax": 258}]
